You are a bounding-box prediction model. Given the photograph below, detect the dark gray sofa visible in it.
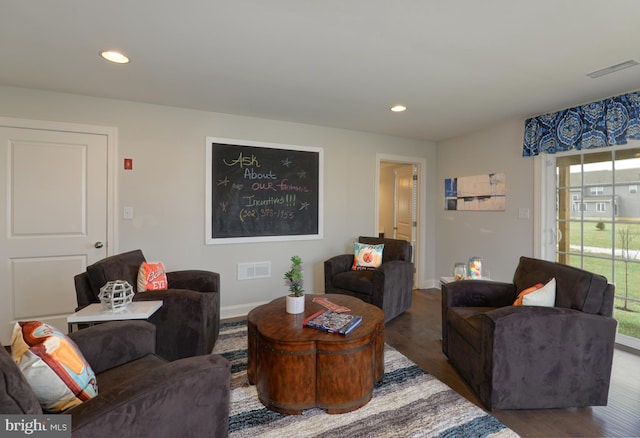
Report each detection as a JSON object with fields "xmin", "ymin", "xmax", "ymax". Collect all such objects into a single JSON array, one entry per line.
[
  {"xmin": 442, "ymin": 256, "xmax": 617, "ymax": 410},
  {"xmin": 324, "ymin": 236, "xmax": 413, "ymax": 322},
  {"xmin": 1, "ymin": 321, "xmax": 230, "ymax": 437},
  {"xmin": 74, "ymin": 249, "xmax": 220, "ymax": 362}
]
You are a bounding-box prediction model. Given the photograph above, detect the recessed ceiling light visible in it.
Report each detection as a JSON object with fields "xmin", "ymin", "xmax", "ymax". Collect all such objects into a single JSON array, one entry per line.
[
  {"xmin": 100, "ymin": 50, "xmax": 130, "ymax": 64},
  {"xmin": 390, "ymin": 105, "xmax": 407, "ymax": 112}
]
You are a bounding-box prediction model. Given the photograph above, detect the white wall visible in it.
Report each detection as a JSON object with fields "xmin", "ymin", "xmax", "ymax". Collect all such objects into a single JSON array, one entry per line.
[
  {"xmin": 0, "ymin": 86, "xmax": 437, "ymax": 317},
  {"xmin": 435, "ymin": 118, "xmax": 535, "ymax": 282}
]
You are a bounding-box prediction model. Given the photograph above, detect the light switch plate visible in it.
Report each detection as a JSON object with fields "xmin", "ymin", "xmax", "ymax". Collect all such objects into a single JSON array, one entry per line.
[
  {"xmin": 518, "ymin": 208, "xmax": 530, "ymax": 219},
  {"xmin": 123, "ymin": 206, "xmax": 134, "ymax": 219}
]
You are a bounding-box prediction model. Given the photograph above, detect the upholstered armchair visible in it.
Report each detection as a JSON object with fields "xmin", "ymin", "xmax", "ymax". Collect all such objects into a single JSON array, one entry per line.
[
  {"xmin": 442, "ymin": 256, "xmax": 617, "ymax": 410},
  {"xmin": 324, "ymin": 236, "xmax": 413, "ymax": 322},
  {"xmin": 74, "ymin": 249, "xmax": 220, "ymax": 362},
  {"xmin": 1, "ymin": 321, "xmax": 230, "ymax": 438}
]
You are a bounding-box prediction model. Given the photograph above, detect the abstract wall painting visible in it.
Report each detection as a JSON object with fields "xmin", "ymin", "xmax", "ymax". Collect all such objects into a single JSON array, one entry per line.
[{"xmin": 444, "ymin": 173, "xmax": 506, "ymax": 211}]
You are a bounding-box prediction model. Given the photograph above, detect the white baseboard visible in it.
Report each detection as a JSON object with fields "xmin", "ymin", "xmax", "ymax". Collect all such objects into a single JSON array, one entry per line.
[
  {"xmin": 220, "ymin": 300, "xmax": 269, "ymax": 320},
  {"xmin": 616, "ymin": 333, "xmax": 640, "ymax": 354},
  {"xmin": 423, "ymin": 279, "xmax": 440, "ymax": 289},
  {"xmin": 221, "ymin": 283, "xmax": 444, "ymax": 321}
]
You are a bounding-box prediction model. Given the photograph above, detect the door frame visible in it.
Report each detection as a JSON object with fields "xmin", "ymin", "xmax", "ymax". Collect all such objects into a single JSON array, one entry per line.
[
  {"xmin": 0, "ymin": 116, "xmax": 118, "ymax": 256},
  {"xmin": 376, "ymin": 153, "xmax": 427, "ymax": 289}
]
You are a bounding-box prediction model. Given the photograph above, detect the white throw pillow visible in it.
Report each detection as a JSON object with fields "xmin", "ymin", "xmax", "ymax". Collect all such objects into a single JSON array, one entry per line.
[
  {"xmin": 522, "ymin": 278, "xmax": 556, "ymax": 307},
  {"xmin": 11, "ymin": 321, "xmax": 98, "ymax": 412}
]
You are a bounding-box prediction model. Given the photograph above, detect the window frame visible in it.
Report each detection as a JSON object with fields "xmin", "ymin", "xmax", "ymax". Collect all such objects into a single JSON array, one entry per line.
[{"xmin": 534, "ymin": 141, "xmax": 640, "ymax": 351}]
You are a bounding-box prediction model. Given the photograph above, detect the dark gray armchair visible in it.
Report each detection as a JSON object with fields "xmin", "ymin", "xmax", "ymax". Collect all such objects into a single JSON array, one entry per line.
[
  {"xmin": 74, "ymin": 249, "xmax": 220, "ymax": 362},
  {"xmin": 324, "ymin": 236, "xmax": 413, "ymax": 322},
  {"xmin": 1, "ymin": 321, "xmax": 230, "ymax": 438},
  {"xmin": 442, "ymin": 256, "xmax": 617, "ymax": 410}
]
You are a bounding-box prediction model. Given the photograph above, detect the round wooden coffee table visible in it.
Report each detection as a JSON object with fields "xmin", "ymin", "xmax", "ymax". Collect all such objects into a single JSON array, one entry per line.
[{"xmin": 247, "ymin": 294, "xmax": 384, "ymax": 414}]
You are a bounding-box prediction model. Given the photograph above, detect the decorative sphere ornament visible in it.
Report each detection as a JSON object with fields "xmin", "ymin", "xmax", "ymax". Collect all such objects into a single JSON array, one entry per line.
[{"xmin": 98, "ymin": 280, "xmax": 134, "ymax": 311}]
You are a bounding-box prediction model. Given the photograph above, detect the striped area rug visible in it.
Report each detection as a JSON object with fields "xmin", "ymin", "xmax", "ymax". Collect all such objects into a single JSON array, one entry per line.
[{"xmin": 213, "ymin": 320, "xmax": 519, "ymax": 438}]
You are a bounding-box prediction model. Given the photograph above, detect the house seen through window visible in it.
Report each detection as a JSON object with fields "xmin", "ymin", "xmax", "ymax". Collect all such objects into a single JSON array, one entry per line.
[{"xmin": 552, "ymin": 146, "xmax": 640, "ymax": 345}]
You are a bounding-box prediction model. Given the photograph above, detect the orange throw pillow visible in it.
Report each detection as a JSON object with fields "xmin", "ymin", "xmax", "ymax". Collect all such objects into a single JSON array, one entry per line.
[
  {"xmin": 513, "ymin": 283, "xmax": 543, "ymax": 306},
  {"xmin": 137, "ymin": 262, "xmax": 168, "ymax": 292}
]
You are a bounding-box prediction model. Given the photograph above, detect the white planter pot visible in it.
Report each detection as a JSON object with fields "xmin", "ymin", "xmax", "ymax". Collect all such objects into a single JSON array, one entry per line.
[{"xmin": 286, "ymin": 294, "xmax": 305, "ymax": 314}]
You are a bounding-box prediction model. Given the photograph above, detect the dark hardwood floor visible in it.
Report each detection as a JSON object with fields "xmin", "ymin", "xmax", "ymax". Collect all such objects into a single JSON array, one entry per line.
[{"xmin": 384, "ymin": 289, "xmax": 640, "ymax": 438}]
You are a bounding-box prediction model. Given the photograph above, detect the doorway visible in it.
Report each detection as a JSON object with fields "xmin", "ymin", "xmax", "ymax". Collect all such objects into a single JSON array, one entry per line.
[{"xmin": 377, "ymin": 155, "xmax": 425, "ymax": 289}]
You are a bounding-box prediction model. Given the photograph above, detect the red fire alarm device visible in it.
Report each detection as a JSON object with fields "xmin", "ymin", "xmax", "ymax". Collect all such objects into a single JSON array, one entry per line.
[{"xmin": 124, "ymin": 158, "xmax": 133, "ymax": 170}]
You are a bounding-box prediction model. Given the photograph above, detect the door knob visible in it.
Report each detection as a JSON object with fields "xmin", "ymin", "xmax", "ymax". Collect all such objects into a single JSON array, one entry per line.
[{"xmin": 94, "ymin": 241, "xmax": 104, "ymax": 249}]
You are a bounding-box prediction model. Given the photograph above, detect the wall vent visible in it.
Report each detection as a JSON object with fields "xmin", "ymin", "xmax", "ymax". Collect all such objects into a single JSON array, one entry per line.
[{"xmin": 237, "ymin": 261, "xmax": 271, "ymax": 280}]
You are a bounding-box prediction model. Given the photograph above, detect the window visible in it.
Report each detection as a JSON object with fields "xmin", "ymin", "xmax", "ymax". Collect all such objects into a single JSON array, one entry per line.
[
  {"xmin": 539, "ymin": 145, "xmax": 640, "ymax": 347},
  {"xmin": 571, "ymin": 202, "xmax": 588, "ymax": 212}
]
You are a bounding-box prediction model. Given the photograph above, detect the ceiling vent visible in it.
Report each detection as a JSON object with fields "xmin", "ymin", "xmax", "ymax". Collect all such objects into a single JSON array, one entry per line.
[{"xmin": 587, "ymin": 59, "xmax": 639, "ymax": 78}]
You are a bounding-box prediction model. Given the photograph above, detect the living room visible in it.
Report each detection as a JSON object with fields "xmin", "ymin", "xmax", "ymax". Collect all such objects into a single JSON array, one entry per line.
[
  {"xmin": 1, "ymin": 2, "xmax": 639, "ymax": 437},
  {"xmin": 0, "ymin": 86, "xmax": 533, "ymax": 318}
]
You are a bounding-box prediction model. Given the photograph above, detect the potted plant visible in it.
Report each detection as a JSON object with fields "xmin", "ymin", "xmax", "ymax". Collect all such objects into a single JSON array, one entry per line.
[{"xmin": 284, "ymin": 255, "xmax": 305, "ymax": 314}]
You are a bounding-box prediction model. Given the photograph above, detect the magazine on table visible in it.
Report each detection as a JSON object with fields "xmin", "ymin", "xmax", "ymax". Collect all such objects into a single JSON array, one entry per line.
[{"xmin": 303, "ymin": 310, "xmax": 362, "ymax": 335}]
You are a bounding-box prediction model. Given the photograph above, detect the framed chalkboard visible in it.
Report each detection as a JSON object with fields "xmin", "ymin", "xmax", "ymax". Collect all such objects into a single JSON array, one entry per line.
[{"xmin": 205, "ymin": 137, "xmax": 323, "ymax": 244}]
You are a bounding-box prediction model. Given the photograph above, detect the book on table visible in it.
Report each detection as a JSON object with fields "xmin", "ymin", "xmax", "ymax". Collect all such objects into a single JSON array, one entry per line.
[{"xmin": 303, "ymin": 310, "xmax": 362, "ymax": 335}]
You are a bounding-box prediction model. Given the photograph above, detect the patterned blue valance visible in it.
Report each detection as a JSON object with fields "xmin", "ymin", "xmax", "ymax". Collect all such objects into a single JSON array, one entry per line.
[{"xmin": 522, "ymin": 90, "xmax": 640, "ymax": 156}]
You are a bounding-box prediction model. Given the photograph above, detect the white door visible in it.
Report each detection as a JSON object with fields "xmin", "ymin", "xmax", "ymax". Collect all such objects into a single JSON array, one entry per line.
[
  {"xmin": 394, "ymin": 165, "xmax": 413, "ymax": 242},
  {"xmin": 0, "ymin": 125, "xmax": 108, "ymax": 345},
  {"xmin": 394, "ymin": 165, "xmax": 416, "ymax": 287}
]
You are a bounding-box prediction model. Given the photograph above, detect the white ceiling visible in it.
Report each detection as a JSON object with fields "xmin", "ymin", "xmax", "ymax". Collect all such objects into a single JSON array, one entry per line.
[{"xmin": 2, "ymin": 1, "xmax": 640, "ymax": 142}]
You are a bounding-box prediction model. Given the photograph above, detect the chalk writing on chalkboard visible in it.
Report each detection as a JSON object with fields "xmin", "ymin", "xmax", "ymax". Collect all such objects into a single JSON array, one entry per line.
[{"xmin": 205, "ymin": 137, "xmax": 324, "ymax": 244}]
